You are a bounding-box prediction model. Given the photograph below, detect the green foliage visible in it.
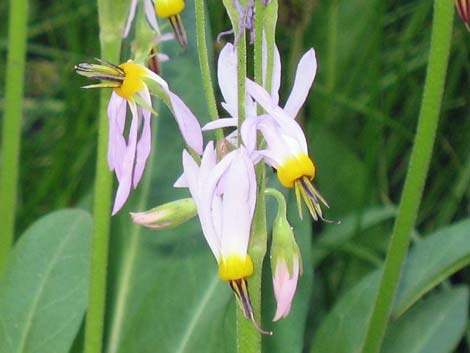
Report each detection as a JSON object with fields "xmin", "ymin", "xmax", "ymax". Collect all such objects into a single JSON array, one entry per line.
[
  {"xmin": 310, "ymin": 219, "xmax": 470, "ymax": 353},
  {"xmin": 382, "ymin": 287, "xmax": 469, "ymax": 353},
  {"xmin": 0, "ymin": 209, "xmax": 92, "ymax": 353}
]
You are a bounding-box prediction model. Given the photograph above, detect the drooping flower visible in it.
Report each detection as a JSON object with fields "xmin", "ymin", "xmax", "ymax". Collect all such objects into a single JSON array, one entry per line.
[
  {"xmin": 203, "ymin": 42, "xmax": 328, "ymax": 220},
  {"xmin": 244, "ymin": 48, "xmax": 329, "ymax": 221},
  {"xmin": 75, "ymin": 59, "xmax": 202, "ymax": 214},
  {"xmin": 124, "ymin": 0, "xmax": 160, "ymax": 38},
  {"xmin": 154, "ymin": 0, "xmax": 188, "ymax": 47},
  {"xmin": 176, "ymin": 142, "xmax": 270, "ymax": 334}
]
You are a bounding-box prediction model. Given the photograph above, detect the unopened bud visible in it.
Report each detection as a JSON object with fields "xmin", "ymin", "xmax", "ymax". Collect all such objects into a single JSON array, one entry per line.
[
  {"xmin": 268, "ymin": 189, "xmax": 302, "ymax": 321},
  {"xmin": 130, "ymin": 198, "xmax": 197, "ymax": 229}
]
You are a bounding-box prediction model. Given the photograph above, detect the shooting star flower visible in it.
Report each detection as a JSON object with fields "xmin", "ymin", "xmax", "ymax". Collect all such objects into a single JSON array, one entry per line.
[
  {"xmin": 176, "ymin": 142, "xmax": 271, "ymax": 334},
  {"xmin": 75, "ymin": 59, "xmax": 202, "ymax": 214},
  {"xmin": 245, "ymin": 48, "xmax": 329, "ymax": 221}
]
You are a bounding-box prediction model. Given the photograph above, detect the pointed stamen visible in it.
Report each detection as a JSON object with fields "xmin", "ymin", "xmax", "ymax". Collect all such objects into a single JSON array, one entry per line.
[
  {"xmin": 229, "ymin": 279, "xmax": 273, "ymax": 335},
  {"xmin": 294, "ymin": 177, "xmax": 332, "ymax": 223},
  {"xmin": 169, "ymin": 14, "xmax": 188, "ymax": 47}
]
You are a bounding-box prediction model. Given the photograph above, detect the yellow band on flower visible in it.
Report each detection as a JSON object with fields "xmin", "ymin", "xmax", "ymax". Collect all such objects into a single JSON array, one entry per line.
[
  {"xmin": 218, "ymin": 255, "xmax": 254, "ymax": 281},
  {"xmin": 155, "ymin": 0, "xmax": 185, "ymax": 19},
  {"xmin": 277, "ymin": 154, "xmax": 316, "ymax": 188},
  {"xmin": 114, "ymin": 62, "xmax": 147, "ymax": 99}
]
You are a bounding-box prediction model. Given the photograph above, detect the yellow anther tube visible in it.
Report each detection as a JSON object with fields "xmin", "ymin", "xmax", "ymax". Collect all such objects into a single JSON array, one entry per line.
[
  {"xmin": 114, "ymin": 62, "xmax": 147, "ymax": 99},
  {"xmin": 218, "ymin": 255, "xmax": 254, "ymax": 281},
  {"xmin": 277, "ymin": 154, "xmax": 316, "ymax": 188},
  {"xmin": 155, "ymin": 0, "xmax": 185, "ymax": 18}
]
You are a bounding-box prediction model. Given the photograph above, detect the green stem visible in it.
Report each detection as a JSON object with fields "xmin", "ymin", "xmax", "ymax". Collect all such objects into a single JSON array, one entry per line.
[
  {"xmin": 0, "ymin": 0, "xmax": 29, "ymax": 273},
  {"xmin": 360, "ymin": 2, "xmax": 454, "ymax": 353},
  {"xmin": 236, "ymin": 32, "xmax": 247, "ymax": 144},
  {"xmin": 253, "ymin": 1, "xmax": 264, "ymax": 86},
  {"xmin": 194, "ymin": 0, "xmax": 223, "ymax": 141},
  {"xmin": 265, "ymin": 188, "xmax": 287, "ymax": 217},
  {"xmin": 83, "ymin": 12, "xmax": 124, "ymax": 353}
]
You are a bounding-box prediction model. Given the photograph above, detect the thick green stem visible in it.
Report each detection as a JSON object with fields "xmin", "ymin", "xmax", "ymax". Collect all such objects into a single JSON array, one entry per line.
[
  {"xmin": 194, "ymin": 0, "xmax": 223, "ymax": 140},
  {"xmin": 360, "ymin": 2, "xmax": 454, "ymax": 353},
  {"xmin": 84, "ymin": 90, "xmax": 115, "ymax": 353},
  {"xmin": 0, "ymin": 0, "xmax": 29, "ymax": 273},
  {"xmin": 83, "ymin": 1, "xmax": 127, "ymax": 351}
]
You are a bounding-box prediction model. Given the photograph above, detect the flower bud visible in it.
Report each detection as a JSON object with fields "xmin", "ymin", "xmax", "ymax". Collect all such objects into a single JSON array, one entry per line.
[
  {"xmin": 270, "ymin": 199, "xmax": 302, "ymax": 321},
  {"xmin": 130, "ymin": 198, "xmax": 197, "ymax": 229}
]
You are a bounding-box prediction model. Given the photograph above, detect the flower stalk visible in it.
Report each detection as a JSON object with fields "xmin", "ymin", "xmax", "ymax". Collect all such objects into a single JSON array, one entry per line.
[
  {"xmin": 194, "ymin": 0, "xmax": 223, "ymax": 141},
  {"xmin": 0, "ymin": 0, "xmax": 29, "ymax": 273},
  {"xmin": 83, "ymin": 1, "xmax": 129, "ymax": 352},
  {"xmin": 360, "ymin": 1, "xmax": 455, "ymax": 353}
]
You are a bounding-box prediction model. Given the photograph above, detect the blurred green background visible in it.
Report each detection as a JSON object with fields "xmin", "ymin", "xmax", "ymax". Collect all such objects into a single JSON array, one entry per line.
[{"xmin": 0, "ymin": 0, "xmax": 469, "ymax": 352}]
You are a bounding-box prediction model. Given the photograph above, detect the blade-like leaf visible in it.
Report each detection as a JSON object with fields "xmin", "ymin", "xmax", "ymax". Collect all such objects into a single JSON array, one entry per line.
[
  {"xmin": 312, "ymin": 205, "xmax": 396, "ymax": 266},
  {"xmin": 310, "ymin": 219, "xmax": 470, "ymax": 353},
  {"xmin": 393, "ymin": 219, "xmax": 470, "ymax": 317},
  {"xmin": 382, "ymin": 286, "xmax": 469, "ymax": 353},
  {"xmin": 0, "ymin": 209, "xmax": 92, "ymax": 353}
]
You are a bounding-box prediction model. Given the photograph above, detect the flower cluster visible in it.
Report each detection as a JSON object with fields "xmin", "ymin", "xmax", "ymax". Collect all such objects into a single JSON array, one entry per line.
[{"xmin": 76, "ymin": 0, "xmax": 329, "ymax": 333}]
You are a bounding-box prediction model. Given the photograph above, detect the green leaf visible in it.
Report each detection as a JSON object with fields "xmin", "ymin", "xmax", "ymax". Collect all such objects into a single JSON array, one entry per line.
[
  {"xmin": 392, "ymin": 219, "xmax": 470, "ymax": 317},
  {"xmin": 310, "ymin": 219, "xmax": 470, "ymax": 353},
  {"xmin": 0, "ymin": 209, "xmax": 92, "ymax": 353},
  {"xmin": 382, "ymin": 287, "xmax": 469, "ymax": 353},
  {"xmin": 310, "ymin": 270, "xmax": 381, "ymax": 353},
  {"xmin": 312, "ymin": 205, "xmax": 396, "ymax": 266},
  {"xmin": 308, "ymin": 126, "xmax": 368, "ymax": 216}
]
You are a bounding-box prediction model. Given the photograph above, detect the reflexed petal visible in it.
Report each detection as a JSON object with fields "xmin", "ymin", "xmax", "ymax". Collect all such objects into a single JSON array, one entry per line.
[
  {"xmin": 157, "ymin": 53, "xmax": 170, "ymax": 62},
  {"xmin": 199, "ymin": 141, "xmax": 217, "ymax": 184},
  {"xmin": 246, "ymin": 79, "xmax": 308, "ymax": 153},
  {"xmin": 181, "ymin": 149, "xmax": 200, "ymax": 197},
  {"xmin": 144, "ymin": 0, "xmax": 160, "ymax": 32},
  {"xmin": 220, "ymin": 148, "xmax": 256, "ymax": 258},
  {"xmin": 202, "ymin": 118, "xmax": 238, "ymax": 131},
  {"xmin": 168, "ymin": 91, "xmax": 203, "ymax": 154},
  {"xmin": 142, "ymin": 68, "xmax": 203, "ymax": 154},
  {"xmin": 173, "ymin": 173, "xmax": 187, "ymax": 188},
  {"xmin": 262, "ymin": 35, "xmax": 281, "ymax": 104},
  {"xmin": 218, "ymin": 43, "xmax": 238, "ymax": 117},
  {"xmin": 257, "ymin": 120, "xmax": 291, "ymax": 165},
  {"xmin": 107, "ymin": 92, "xmax": 127, "ymax": 178},
  {"xmin": 273, "ymin": 258, "xmax": 300, "ymax": 321},
  {"xmin": 112, "ymin": 101, "xmax": 140, "ymax": 215},
  {"xmin": 123, "ymin": 0, "xmax": 139, "ymax": 37},
  {"xmin": 133, "ymin": 87, "xmax": 153, "ymax": 187},
  {"xmin": 284, "ymin": 49, "xmax": 317, "ymax": 118}
]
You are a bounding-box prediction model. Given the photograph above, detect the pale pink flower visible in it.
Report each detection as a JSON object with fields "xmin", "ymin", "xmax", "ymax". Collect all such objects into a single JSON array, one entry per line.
[{"xmin": 76, "ymin": 60, "xmax": 202, "ymax": 214}]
